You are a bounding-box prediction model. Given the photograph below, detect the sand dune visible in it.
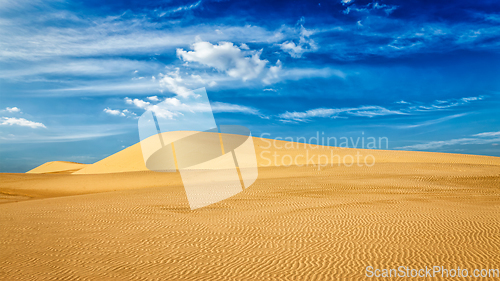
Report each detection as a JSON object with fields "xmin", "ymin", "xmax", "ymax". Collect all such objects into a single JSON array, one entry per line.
[
  {"xmin": 27, "ymin": 161, "xmax": 87, "ymax": 174},
  {"xmin": 68, "ymin": 132, "xmax": 500, "ymax": 175},
  {"xmin": 1, "ymin": 132, "xmax": 499, "ymax": 280}
]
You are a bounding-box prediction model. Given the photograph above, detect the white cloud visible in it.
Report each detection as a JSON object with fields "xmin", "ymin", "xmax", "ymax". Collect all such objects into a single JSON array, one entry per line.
[
  {"xmin": 263, "ymin": 60, "xmax": 282, "ymax": 84},
  {"xmin": 124, "ymin": 97, "xmax": 177, "ymax": 119},
  {"xmin": 278, "ymin": 18, "xmax": 318, "ymax": 58},
  {"xmin": 125, "ymin": 97, "xmax": 151, "ymax": 109},
  {"xmin": 155, "ymin": 62, "xmax": 340, "ymax": 95},
  {"xmin": 167, "ymin": 41, "xmax": 304, "ymax": 91},
  {"xmin": 103, "ymin": 107, "xmax": 137, "ymax": 118},
  {"xmin": 103, "ymin": 107, "xmax": 125, "ymax": 116},
  {"xmin": 163, "ymin": 97, "xmax": 181, "ymax": 106},
  {"xmin": 4, "ymin": 107, "xmax": 21, "ymax": 113},
  {"xmin": 177, "ymin": 41, "xmax": 269, "ymax": 81},
  {"xmin": 147, "ymin": 96, "xmax": 159, "ymax": 102},
  {"xmin": 158, "ymin": 68, "xmax": 192, "ymax": 97},
  {"xmin": 461, "ymin": 96, "xmax": 481, "ymax": 102},
  {"xmin": 0, "ymin": 117, "xmax": 46, "ymax": 128},
  {"xmin": 279, "ymin": 41, "xmax": 304, "ymax": 58}
]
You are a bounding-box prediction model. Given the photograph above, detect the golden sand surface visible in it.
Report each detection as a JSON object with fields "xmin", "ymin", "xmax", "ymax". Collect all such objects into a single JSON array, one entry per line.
[
  {"xmin": 1, "ymin": 133, "xmax": 499, "ymax": 280},
  {"xmin": 27, "ymin": 161, "xmax": 88, "ymax": 174}
]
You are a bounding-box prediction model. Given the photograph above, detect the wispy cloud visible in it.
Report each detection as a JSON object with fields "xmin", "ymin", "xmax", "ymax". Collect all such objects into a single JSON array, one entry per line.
[
  {"xmin": 0, "ymin": 13, "xmax": 277, "ymax": 61},
  {"xmin": 277, "ymin": 17, "xmax": 318, "ymax": 58},
  {"xmin": 211, "ymin": 102, "xmax": 263, "ymax": 116},
  {"xmin": 278, "ymin": 106, "xmax": 406, "ymax": 122},
  {"xmin": 35, "ymin": 80, "xmax": 159, "ymax": 96},
  {"xmin": 473, "ymin": 131, "xmax": 500, "ymax": 137},
  {"xmin": 122, "ymin": 96, "xmax": 263, "ymax": 118},
  {"xmin": 0, "ymin": 59, "xmax": 157, "ymax": 80},
  {"xmin": 278, "ymin": 96, "xmax": 484, "ymax": 123},
  {"xmin": 263, "ymin": 88, "xmax": 277, "ymax": 92},
  {"xmin": 395, "ymin": 131, "xmax": 500, "ymax": 151},
  {"xmin": 342, "ymin": 1, "xmax": 398, "ymax": 15},
  {"xmin": 158, "ymin": 0, "xmax": 202, "ymax": 17},
  {"xmin": 409, "ymin": 96, "xmax": 485, "ymax": 111},
  {"xmin": 393, "ymin": 113, "xmax": 468, "ymax": 129},
  {"xmin": 0, "ymin": 124, "xmax": 132, "ymax": 143}
]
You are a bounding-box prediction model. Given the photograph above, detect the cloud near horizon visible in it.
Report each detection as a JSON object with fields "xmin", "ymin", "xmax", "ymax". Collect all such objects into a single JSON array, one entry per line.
[
  {"xmin": 0, "ymin": 117, "xmax": 46, "ymax": 128},
  {"xmin": 395, "ymin": 131, "xmax": 500, "ymax": 151}
]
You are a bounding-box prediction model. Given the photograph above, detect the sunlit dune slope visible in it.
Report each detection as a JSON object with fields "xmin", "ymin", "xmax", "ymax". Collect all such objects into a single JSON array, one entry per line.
[
  {"xmin": 27, "ymin": 161, "xmax": 87, "ymax": 174},
  {"xmin": 72, "ymin": 142, "xmax": 148, "ymax": 174},
  {"xmin": 68, "ymin": 131, "xmax": 500, "ymax": 175}
]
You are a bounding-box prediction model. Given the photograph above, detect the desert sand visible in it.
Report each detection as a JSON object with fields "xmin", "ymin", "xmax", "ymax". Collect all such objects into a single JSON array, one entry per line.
[{"xmin": 1, "ymin": 132, "xmax": 499, "ymax": 280}]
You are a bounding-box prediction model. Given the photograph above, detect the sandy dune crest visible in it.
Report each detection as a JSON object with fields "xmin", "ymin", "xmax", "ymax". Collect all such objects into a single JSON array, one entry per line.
[
  {"xmin": 27, "ymin": 161, "xmax": 88, "ymax": 174},
  {"xmin": 30, "ymin": 131, "xmax": 500, "ymax": 176}
]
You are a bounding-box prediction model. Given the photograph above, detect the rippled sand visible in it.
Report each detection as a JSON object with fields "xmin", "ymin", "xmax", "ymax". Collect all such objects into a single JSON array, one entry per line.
[{"xmin": 1, "ymin": 134, "xmax": 499, "ymax": 280}]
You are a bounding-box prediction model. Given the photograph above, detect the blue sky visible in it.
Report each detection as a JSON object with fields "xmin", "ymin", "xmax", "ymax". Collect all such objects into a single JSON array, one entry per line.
[{"xmin": 1, "ymin": 0, "xmax": 499, "ymax": 172}]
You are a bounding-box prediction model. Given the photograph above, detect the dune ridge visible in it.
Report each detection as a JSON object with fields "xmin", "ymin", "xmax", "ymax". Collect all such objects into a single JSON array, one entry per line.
[
  {"xmin": 43, "ymin": 131, "xmax": 500, "ymax": 175},
  {"xmin": 27, "ymin": 161, "xmax": 88, "ymax": 174}
]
